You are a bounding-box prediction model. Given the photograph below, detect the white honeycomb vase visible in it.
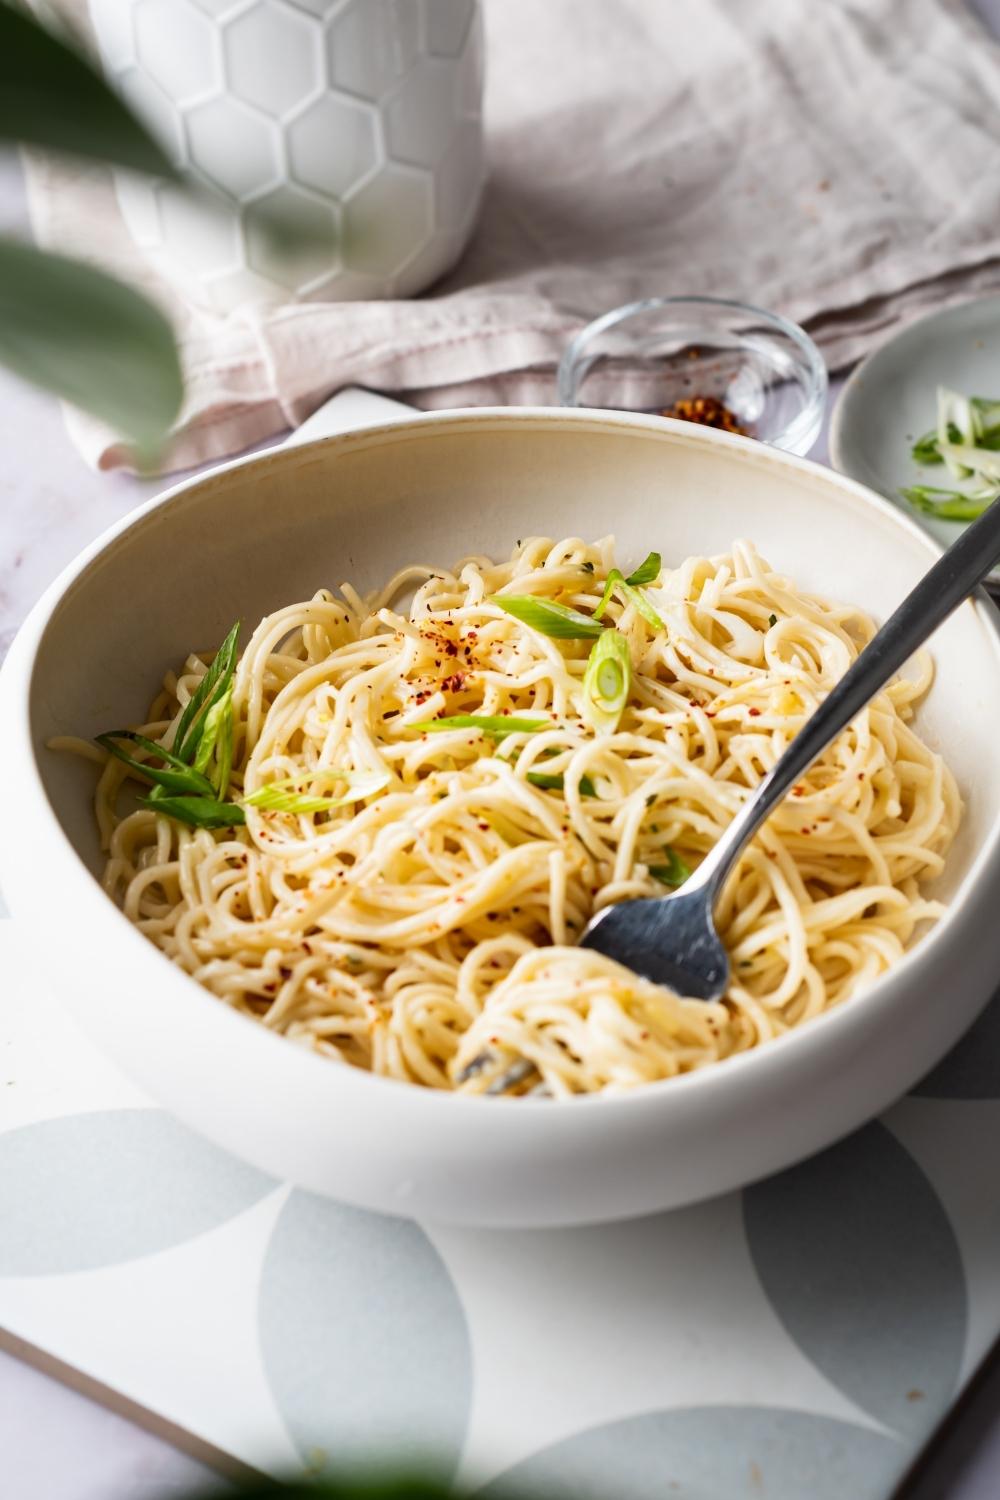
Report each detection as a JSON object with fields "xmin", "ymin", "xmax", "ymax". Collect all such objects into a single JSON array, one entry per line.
[{"xmin": 88, "ymin": 0, "xmax": 485, "ymax": 311}]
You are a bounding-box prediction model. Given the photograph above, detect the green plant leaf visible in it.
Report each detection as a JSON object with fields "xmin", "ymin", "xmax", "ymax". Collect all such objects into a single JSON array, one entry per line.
[
  {"xmin": 0, "ymin": 2, "xmax": 178, "ymax": 178},
  {"xmin": 0, "ymin": 237, "xmax": 182, "ymax": 455}
]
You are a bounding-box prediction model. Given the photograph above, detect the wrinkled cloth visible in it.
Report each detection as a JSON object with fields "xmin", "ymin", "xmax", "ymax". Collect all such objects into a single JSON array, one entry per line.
[{"xmin": 24, "ymin": 0, "xmax": 1000, "ymax": 472}]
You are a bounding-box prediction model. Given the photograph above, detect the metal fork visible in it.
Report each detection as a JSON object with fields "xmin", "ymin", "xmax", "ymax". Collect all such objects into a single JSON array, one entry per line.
[{"xmin": 582, "ymin": 497, "xmax": 1000, "ymax": 999}]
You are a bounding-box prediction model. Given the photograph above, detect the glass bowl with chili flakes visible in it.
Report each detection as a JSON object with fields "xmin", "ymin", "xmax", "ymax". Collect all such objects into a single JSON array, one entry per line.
[{"xmin": 557, "ymin": 296, "xmax": 827, "ymax": 456}]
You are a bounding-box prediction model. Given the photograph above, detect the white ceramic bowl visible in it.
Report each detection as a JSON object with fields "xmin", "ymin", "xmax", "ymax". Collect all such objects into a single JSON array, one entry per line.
[{"xmin": 3, "ymin": 410, "xmax": 1000, "ymax": 1228}]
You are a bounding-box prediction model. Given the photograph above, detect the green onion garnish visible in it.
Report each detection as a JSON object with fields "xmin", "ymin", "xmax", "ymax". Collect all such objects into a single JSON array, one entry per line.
[
  {"xmin": 649, "ymin": 849, "xmax": 692, "ymax": 887},
  {"xmin": 244, "ymin": 767, "xmax": 389, "ymax": 814},
  {"xmin": 904, "ymin": 388, "xmax": 1000, "ymax": 519},
  {"xmin": 141, "ymin": 789, "xmax": 246, "ymax": 829},
  {"xmin": 900, "ymin": 485, "xmax": 996, "ymax": 521},
  {"xmin": 526, "ymin": 770, "xmax": 598, "ymax": 797},
  {"xmin": 593, "ymin": 570, "xmax": 665, "ymax": 631},
  {"xmin": 581, "ymin": 629, "xmax": 631, "ymax": 735},
  {"xmin": 98, "ymin": 620, "xmax": 246, "ymax": 830},
  {"xmin": 411, "ymin": 714, "xmax": 550, "ymax": 739},
  {"xmin": 625, "ymin": 552, "xmax": 661, "ymax": 586},
  {"xmin": 96, "ymin": 730, "xmax": 215, "ymax": 798},
  {"xmin": 173, "ymin": 621, "xmax": 241, "ymax": 764},
  {"xmin": 490, "ymin": 594, "xmax": 605, "ymax": 639}
]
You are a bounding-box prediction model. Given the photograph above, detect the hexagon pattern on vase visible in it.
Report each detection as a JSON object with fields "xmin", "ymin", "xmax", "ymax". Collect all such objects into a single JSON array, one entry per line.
[
  {"xmin": 226, "ymin": 1, "xmax": 323, "ymax": 117},
  {"xmin": 157, "ymin": 186, "xmax": 243, "ymax": 274},
  {"xmin": 246, "ymin": 184, "xmax": 342, "ymax": 292},
  {"xmin": 89, "ymin": 0, "xmax": 137, "ymax": 72},
  {"xmin": 328, "ymin": 0, "xmax": 419, "ymax": 102},
  {"xmin": 287, "ymin": 95, "xmax": 380, "ymax": 199},
  {"xmin": 133, "ymin": 0, "xmax": 220, "ymax": 105},
  {"xmin": 117, "ymin": 68, "xmax": 187, "ymax": 165},
  {"xmin": 425, "ymin": 0, "xmax": 475, "ymax": 57},
  {"xmin": 344, "ymin": 165, "xmax": 433, "ymax": 279},
  {"xmin": 385, "ymin": 57, "xmax": 457, "ymax": 168},
  {"xmin": 92, "ymin": 0, "xmax": 485, "ymax": 310},
  {"xmin": 187, "ymin": 96, "xmax": 283, "ymax": 199}
]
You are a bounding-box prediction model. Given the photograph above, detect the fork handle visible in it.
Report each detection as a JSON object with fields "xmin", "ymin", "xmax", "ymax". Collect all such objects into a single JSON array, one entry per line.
[{"xmin": 689, "ymin": 497, "xmax": 1000, "ymax": 905}]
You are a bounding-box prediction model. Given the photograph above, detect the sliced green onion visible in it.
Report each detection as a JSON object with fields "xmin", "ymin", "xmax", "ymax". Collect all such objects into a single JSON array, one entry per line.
[
  {"xmin": 972, "ymin": 397, "xmax": 1000, "ymax": 428},
  {"xmin": 141, "ymin": 791, "xmax": 245, "ymax": 829},
  {"xmin": 96, "ymin": 730, "xmax": 214, "ymax": 798},
  {"xmin": 911, "ymin": 428, "xmax": 944, "ymax": 465},
  {"xmin": 592, "ymin": 569, "xmax": 665, "ymax": 631},
  {"xmin": 937, "ymin": 386, "xmax": 976, "ymax": 478},
  {"xmin": 649, "ymin": 849, "xmax": 692, "ymax": 887},
  {"xmin": 581, "ymin": 629, "xmax": 631, "ymax": 735},
  {"xmin": 490, "ymin": 594, "xmax": 605, "ymax": 639},
  {"xmin": 526, "ymin": 769, "xmax": 598, "ymax": 797},
  {"xmin": 936, "ymin": 441, "xmax": 1000, "ymax": 482},
  {"xmin": 411, "ymin": 714, "xmax": 550, "ymax": 739},
  {"xmin": 900, "ymin": 484, "xmax": 997, "ymax": 521},
  {"xmin": 191, "ymin": 680, "xmax": 236, "ymax": 797},
  {"xmin": 173, "ymin": 620, "xmax": 241, "ymax": 764},
  {"xmin": 213, "ymin": 687, "xmax": 235, "ymax": 798},
  {"xmin": 244, "ymin": 766, "xmax": 389, "ymax": 814},
  {"xmin": 625, "ymin": 551, "xmax": 661, "ymax": 586}
]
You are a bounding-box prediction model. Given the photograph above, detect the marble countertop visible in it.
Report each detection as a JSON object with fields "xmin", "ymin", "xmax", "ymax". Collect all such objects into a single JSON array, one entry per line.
[{"xmin": 4, "ymin": 4, "xmax": 1000, "ymax": 1486}]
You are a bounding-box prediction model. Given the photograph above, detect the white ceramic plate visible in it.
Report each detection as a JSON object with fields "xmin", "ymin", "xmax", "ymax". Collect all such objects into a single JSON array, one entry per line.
[
  {"xmin": 3, "ymin": 409, "xmax": 1000, "ymax": 1227},
  {"xmin": 830, "ymin": 295, "xmax": 1000, "ymax": 574}
]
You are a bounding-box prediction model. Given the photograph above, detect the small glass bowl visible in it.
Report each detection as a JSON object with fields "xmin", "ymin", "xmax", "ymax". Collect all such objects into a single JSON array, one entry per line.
[{"xmin": 557, "ymin": 296, "xmax": 827, "ymax": 456}]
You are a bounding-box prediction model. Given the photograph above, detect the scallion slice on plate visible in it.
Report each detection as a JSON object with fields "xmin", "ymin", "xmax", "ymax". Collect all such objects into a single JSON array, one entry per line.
[{"xmin": 581, "ymin": 629, "xmax": 631, "ymax": 735}]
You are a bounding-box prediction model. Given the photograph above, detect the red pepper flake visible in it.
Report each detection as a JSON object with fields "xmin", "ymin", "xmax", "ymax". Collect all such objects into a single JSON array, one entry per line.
[
  {"xmin": 748, "ymin": 707, "xmax": 761, "ymax": 717},
  {"xmin": 801, "ymin": 827, "xmax": 811, "ymax": 835},
  {"xmin": 662, "ymin": 394, "xmax": 749, "ymax": 435}
]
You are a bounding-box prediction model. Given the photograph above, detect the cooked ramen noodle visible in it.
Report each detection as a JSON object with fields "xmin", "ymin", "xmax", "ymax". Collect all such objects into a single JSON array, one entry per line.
[{"xmin": 62, "ymin": 538, "xmax": 960, "ymax": 1097}]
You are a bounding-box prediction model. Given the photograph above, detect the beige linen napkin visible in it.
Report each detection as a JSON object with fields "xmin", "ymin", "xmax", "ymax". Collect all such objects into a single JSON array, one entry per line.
[{"xmin": 24, "ymin": 0, "xmax": 1000, "ymax": 472}]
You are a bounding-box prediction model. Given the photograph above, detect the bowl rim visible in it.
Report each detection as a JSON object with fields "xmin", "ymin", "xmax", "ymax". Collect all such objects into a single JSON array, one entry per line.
[
  {"xmin": 556, "ymin": 295, "xmax": 829, "ymax": 456},
  {"xmin": 3, "ymin": 404, "xmax": 999, "ymax": 1121}
]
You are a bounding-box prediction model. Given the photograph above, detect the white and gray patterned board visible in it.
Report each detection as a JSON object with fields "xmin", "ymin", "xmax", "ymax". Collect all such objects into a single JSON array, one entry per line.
[{"xmin": 2, "ymin": 914, "xmax": 1000, "ymax": 1500}]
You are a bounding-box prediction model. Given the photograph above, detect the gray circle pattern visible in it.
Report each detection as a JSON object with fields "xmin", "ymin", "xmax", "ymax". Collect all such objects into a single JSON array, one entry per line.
[
  {"xmin": 476, "ymin": 1406, "xmax": 902, "ymax": 1500},
  {"xmin": 258, "ymin": 1190, "xmax": 472, "ymax": 1478},
  {"xmin": 743, "ymin": 1121, "xmax": 967, "ymax": 1437},
  {"xmin": 0, "ymin": 1109, "xmax": 276, "ymax": 1275}
]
